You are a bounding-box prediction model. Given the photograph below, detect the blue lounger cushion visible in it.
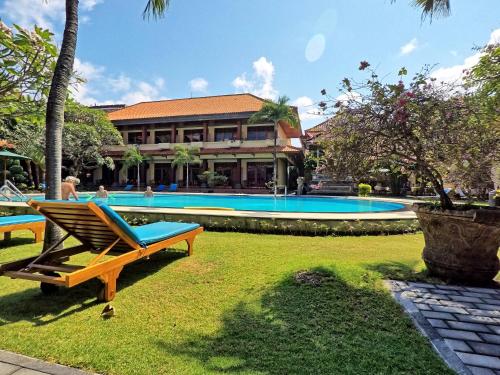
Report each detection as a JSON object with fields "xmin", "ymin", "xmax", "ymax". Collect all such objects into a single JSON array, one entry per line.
[
  {"xmin": 94, "ymin": 201, "xmax": 199, "ymax": 247},
  {"xmin": 0, "ymin": 215, "xmax": 45, "ymax": 226},
  {"xmin": 133, "ymin": 222, "xmax": 200, "ymax": 245}
]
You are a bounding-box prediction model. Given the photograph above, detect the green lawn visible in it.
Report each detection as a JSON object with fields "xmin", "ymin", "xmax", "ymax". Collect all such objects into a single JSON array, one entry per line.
[{"xmin": 0, "ymin": 231, "xmax": 452, "ymax": 375}]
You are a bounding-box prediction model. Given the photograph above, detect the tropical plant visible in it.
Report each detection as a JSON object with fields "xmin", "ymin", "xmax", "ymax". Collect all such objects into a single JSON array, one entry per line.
[
  {"xmin": 319, "ymin": 62, "xmax": 499, "ymax": 210},
  {"xmin": 0, "ymin": 22, "xmax": 57, "ymax": 119},
  {"xmin": 248, "ymin": 96, "xmax": 300, "ymax": 197},
  {"xmin": 63, "ymin": 102, "xmax": 122, "ymax": 177},
  {"xmin": 172, "ymin": 146, "xmax": 201, "ymax": 189},
  {"xmin": 197, "ymin": 171, "xmax": 228, "ymax": 188},
  {"xmin": 358, "ymin": 183, "xmax": 372, "ymax": 197},
  {"xmin": 43, "ymin": 0, "xmax": 170, "ymax": 248},
  {"xmin": 122, "ymin": 146, "xmax": 146, "ymax": 190}
]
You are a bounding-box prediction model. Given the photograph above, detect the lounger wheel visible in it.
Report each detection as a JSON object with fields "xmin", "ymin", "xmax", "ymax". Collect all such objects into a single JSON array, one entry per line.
[{"xmin": 40, "ymin": 272, "xmax": 60, "ymax": 295}]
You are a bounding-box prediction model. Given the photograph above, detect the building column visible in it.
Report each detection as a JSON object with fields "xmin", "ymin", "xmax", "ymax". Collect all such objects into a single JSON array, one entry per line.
[
  {"xmin": 147, "ymin": 161, "xmax": 155, "ymax": 184},
  {"xmin": 171, "ymin": 124, "xmax": 177, "ymax": 143},
  {"xmin": 176, "ymin": 164, "xmax": 184, "ymax": 185},
  {"xmin": 203, "ymin": 122, "xmax": 208, "ymax": 142},
  {"xmin": 277, "ymin": 158, "xmax": 286, "ymax": 187},
  {"xmin": 236, "ymin": 121, "xmax": 242, "ymax": 140},
  {"xmin": 234, "ymin": 159, "xmax": 241, "ymax": 188},
  {"xmin": 142, "ymin": 125, "xmax": 148, "ymax": 144}
]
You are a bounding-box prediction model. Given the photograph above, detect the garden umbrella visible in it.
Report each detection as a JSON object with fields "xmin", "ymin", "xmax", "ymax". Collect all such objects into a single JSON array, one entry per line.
[{"xmin": 0, "ymin": 150, "xmax": 30, "ymax": 184}]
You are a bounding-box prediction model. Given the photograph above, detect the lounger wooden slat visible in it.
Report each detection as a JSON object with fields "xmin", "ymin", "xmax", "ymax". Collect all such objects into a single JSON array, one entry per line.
[{"xmin": 0, "ymin": 200, "xmax": 203, "ymax": 302}]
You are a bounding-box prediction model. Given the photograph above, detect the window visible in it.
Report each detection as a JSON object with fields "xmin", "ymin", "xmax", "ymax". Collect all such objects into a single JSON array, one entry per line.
[
  {"xmin": 127, "ymin": 132, "xmax": 143, "ymax": 144},
  {"xmin": 246, "ymin": 162, "xmax": 273, "ymax": 187},
  {"xmin": 154, "ymin": 163, "xmax": 171, "ymax": 184},
  {"xmin": 183, "ymin": 129, "xmax": 204, "ymax": 143},
  {"xmin": 246, "ymin": 126, "xmax": 274, "ymax": 141},
  {"xmin": 214, "ymin": 128, "xmax": 236, "ymax": 142},
  {"xmin": 155, "ymin": 131, "xmax": 172, "ymax": 144}
]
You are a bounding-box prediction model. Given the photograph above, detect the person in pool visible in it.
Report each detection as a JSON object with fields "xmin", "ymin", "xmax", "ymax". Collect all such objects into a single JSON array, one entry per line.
[
  {"xmin": 144, "ymin": 186, "xmax": 154, "ymax": 198},
  {"xmin": 61, "ymin": 176, "xmax": 79, "ymax": 200},
  {"xmin": 95, "ymin": 185, "xmax": 109, "ymax": 198}
]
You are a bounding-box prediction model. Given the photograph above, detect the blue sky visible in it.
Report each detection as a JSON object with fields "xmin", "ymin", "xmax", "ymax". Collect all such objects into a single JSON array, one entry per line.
[{"xmin": 1, "ymin": 0, "xmax": 499, "ymax": 131}]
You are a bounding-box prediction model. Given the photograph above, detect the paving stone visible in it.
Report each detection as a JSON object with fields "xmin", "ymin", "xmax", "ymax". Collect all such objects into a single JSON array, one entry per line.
[
  {"xmin": 0, "ymin": 362, "xmax": 20, "ymax": 375},
  {"xmin": 440, "ymin": 300, "xmax": 475, "ymax": 308},
  {"xmin": 456, "ymin": 314, "xmax": 500, "ymax": 325},
  {"xmin": 479, "ymin": 333, "xmax": 500, "ymax": 345},
  {"xmin": 415, "ymin": 303, "xmax": 432, "ymax": 311},
  {"xmin": 432, "ymin": 305, "xmax": 469, "ymax": 315},
  {"xmin": 466, "ymin": 287, "xmax": 500, "ymax": 294},
  {"xmin": 428, "ymin": 319, "xmax": 449, "ymax": 328},
  {"xmin": 469, "ymin": 309, "xmax": 500, "ymax": 317},
  {"xmin": 482, "ymin": 299, "xmax": 500, "ymax": 306},
  {"xmin": 462, "ymin": 291, "xmax": 497, "ymax": 299},
  {"xmin": 456, "ymin": 352, "xmax": 500, "ymax": 370},
  {"xmin": 437, "ymin": 285, "xmax": 467, "ymax": 291},
  {"xmin": 414, "ymin": 298, "xmax": 441, "ymax": 305},
  {"xmin": 437, "ymin": 328, "xmax": 483, "ymax": 341},
  {"xmin": 486, "ymin": 325, "xmax": 500, "ymax": 335},
  {"xmin": 447, "ymin": 321, "xmax": 492, "ymax": 333},
  {"xmin": 421, "ymin": 310, "xmax": 456, "ymax": 320},
  {"xmin": 450, "ymin": 295, "xmax": 484, "ymax": 304},
  {"xmin": 10, "ymin": 369, "xmax": 49, "ymax": 375},
  {"xmin": 419, "ymin": 292, "xmax": 451, "ymax": 300},
  {"xmin": 408, "ymin": 282, "xmax": 435, "ymax": 289},
  {"xmin": 444, "ymin": 338, "xmax": 472, "ymax": 352},
  {"xmin": 468, "ymin": 366, "xmax": 496, "ymax": 375},
  {"xmin": 469, "ymin": 342, "xmax": 500, "ymax": 357},
  {"xmin": 407, "ymin": 287, "xmax": 430, "ymax": 294}
]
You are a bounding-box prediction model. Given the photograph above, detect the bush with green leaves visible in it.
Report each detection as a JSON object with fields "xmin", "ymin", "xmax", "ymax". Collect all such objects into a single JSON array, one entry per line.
[
  {"xmin": 197, "ymin": 171, "xmax": 228, "ymax": 187},
  {"xmin": 358, "ymin": 183, "xmax": 372, "ymax": 197}
]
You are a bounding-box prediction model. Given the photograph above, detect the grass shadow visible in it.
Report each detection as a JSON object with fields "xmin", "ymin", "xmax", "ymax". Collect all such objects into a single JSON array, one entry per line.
[
  {"xmin": 0, "ymin": 249, "xmax": 185, "ymax": 326},
  {"xmin": 0, "ymin": 237, "xmax": 38, "ymax": 249},
  {"xmin": 364, "ymin": 261, "xmax": 432, "ymax": 283},
  {"xmin": 157, "ymin": 267, "xmax": 453, "ymax": 374}
]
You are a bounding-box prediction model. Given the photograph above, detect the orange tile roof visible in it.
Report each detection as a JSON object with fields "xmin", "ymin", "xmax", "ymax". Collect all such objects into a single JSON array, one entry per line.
[
  {"xmin": 107, "ymin": 93, "xmax": 301, "ymax": 137},
  {"xmin": 108, "ymin": 94, "xmax": 265, "ymax": 121}
]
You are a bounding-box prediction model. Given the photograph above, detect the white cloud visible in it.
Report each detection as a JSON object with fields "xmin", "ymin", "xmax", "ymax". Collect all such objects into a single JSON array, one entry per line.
[
  {"xmin": 291, "ymin": 96, "xmax": 320, "ymax": 121},
  {"xmin": 305, "ymin": 34, "xmax": 326, "ymax": 62},
  {"xmin": 0, "ymin": 0, "xmax": 102, "ymax": 30},
  {"xmin": 400, "ymin": 38, "xmax": 418, "ymax": 56},
  {"xmin": 189, "ymin": 78, "xmax": 208, "ymax": 93},
  {"xmin": 232, "ymin": 57, "xmax": 277, "ymax": 100},
  {"xmin": 70, "ymin": 58, "xmax": 167, "ymax": 105},
  {"xmin": 431, "ymin": 28, "xmax": 500, "ymax": 85}
]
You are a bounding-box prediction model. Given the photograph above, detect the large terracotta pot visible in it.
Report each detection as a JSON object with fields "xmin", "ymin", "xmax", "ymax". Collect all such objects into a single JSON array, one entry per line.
[{"xmin": 413, "ymin": 204, "xmax": 500, "ymax": 284}]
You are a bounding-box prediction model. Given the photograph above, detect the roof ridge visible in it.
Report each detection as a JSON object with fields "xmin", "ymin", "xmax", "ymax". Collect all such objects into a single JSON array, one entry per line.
[{"xmin": 115, "ymin": 93, "xmax": 266, "ymax": 109}]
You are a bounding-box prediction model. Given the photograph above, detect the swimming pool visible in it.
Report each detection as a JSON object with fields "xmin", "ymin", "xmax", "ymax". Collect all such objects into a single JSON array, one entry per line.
[{"xmin": 41, "ymin": 193, "xmax": 405, "ymax": 213}]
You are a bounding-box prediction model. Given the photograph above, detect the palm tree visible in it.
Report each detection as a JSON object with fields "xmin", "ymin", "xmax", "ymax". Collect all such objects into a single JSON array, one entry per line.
[
  {"xmin": 122, "ymin": 146, "xmax": 146, "ymax": 190},
  {"xmin": 43, "ymin": 0, "xmax": 170, "ymax": 248},
  {"xmin": 248, "ymin": 96, "xmax": 299, "ymax": 197},
  {"xmin": 172, "ymin": 146, "xmax": 201, "ymax": 189},
  {"xmin": 393, "ymin": 0, "xmax": 451, "ymax": 21}
]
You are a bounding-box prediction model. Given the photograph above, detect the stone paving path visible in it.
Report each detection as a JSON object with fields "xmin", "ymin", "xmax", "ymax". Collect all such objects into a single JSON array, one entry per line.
[
  {"xmin": 0, "ymin": 349, "xmax": 94, "ymax": 375},
  {"xmin": 388, "ymin": 280, "xmax": 500, "ymax": 375}
]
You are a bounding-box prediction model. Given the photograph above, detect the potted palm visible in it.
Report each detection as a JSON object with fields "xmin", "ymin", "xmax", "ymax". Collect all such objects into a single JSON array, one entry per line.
[{"xmin": 320, "ymin": 57, "xmax": 500, "ymax": 284}]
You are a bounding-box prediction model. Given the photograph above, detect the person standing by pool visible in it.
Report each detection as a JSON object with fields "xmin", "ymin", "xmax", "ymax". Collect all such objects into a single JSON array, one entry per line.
[
  {"xmin": 61, "ymin": 176, "xmax": 79, "ymax": 200},
  {"xmin": 95, "ymin": 185, "xmax": 109, "ymax": 198},
  {"xmin": 144, "ymin": 186, "xmax": 154, "ymax": 198}
]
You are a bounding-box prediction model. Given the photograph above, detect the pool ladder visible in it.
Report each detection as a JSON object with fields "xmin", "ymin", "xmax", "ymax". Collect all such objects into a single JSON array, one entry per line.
[{"xmin": 0, "ymin": 180, "xmax": 27, "ymax": 201}]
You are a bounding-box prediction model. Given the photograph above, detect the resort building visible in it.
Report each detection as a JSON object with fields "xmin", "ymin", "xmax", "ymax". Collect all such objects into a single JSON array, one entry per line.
[{"xmin": 96, "ymin": 94, "xmax": 303, "ymax": 191}]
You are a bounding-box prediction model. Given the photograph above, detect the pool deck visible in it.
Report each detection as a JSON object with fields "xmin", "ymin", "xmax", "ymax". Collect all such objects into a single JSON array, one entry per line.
[{"xmin": 0, "ymin": 194, "xmax": 418, "ymax": 221}]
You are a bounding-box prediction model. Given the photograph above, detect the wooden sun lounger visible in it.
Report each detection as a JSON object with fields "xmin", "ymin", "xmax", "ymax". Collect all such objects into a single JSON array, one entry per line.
[
  {"xmin": 0, "ymin": 215, "xmax": 45, "ymax": 243},
  {"xmin": 0, "ymin": 200, "xmax": 203, "ymax": 301}
]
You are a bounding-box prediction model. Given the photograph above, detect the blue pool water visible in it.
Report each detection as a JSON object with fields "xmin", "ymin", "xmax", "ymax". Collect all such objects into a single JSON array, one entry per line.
[{"xmin": 25, "ymin": 193, "xmax": 404, "ymax": 213}]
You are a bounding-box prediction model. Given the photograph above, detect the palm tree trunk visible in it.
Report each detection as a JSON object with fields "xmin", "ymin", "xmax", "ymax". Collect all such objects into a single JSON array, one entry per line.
[
  {"xmin": 25, "ymin": 160, "xmax": 33, "ymax": 187},
  {"xmin": 186, "ymin": 163, "xmax": 189, "ymax": 189},
  {"xmin": 137, "ymin": 162, "xmax": 140, "ymax": 190},
  {"xmin": 273, "ymin": 121, "xmax": 277, "ymax": 197},
  {"xmin": 43, "ymin": 0, "xmax": 79, "ymax": 251}
]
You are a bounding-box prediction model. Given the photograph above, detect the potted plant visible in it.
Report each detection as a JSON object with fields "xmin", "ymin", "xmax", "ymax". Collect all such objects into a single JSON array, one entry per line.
[{"xmin": 319, "ymin": 55, "xmax": 500, "ymax": 284}]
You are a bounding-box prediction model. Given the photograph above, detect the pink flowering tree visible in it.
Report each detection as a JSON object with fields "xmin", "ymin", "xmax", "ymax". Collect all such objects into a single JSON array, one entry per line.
[{"xmin": 319, "ymin": 62, "xmax": 499, "ymax": 209}]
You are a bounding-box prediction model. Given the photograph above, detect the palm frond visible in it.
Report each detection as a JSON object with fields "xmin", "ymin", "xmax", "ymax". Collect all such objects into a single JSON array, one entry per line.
[
  {"xmin": 412, "ymin": 0, "xmax": 450, "ymax": 21},
  {"xmin": 143, "ymin": 0, "xmax": 170, "ymax": 20}
]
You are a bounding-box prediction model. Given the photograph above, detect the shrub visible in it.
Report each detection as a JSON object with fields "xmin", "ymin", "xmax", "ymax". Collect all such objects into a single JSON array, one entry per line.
[{"xmin": 358, "ymin": 183, "xmax": 372, "ymax": 197}]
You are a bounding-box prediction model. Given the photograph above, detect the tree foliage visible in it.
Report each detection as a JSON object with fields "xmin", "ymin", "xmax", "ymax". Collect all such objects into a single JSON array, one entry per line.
[
  {"xmin": 172, "ymin": 146, "xmax": 201, "ymax": 188},
  {"xmin": 319, "ymin": 63, "xmax": 499, "ymax": 209},
  {"xmin": 0, "ymin": 22, "xmax": 57, "ymax": 119},
  {"xmin": 62, "ymin": 103, "xmax": 122, "ymax": 176}
]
